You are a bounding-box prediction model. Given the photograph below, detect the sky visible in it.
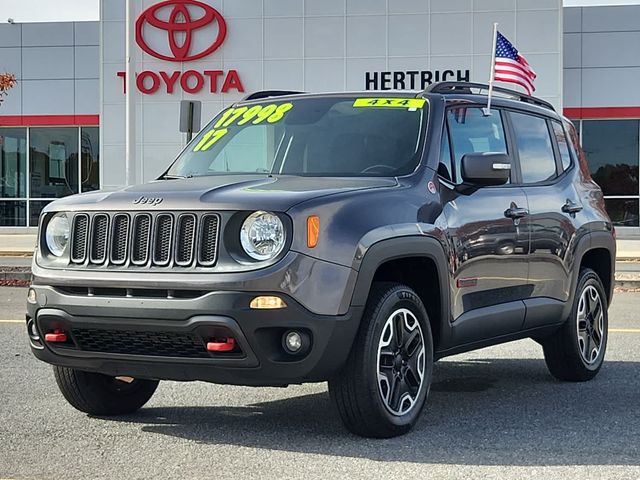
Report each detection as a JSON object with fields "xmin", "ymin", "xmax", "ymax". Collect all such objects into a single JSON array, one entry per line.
[{"xmin": 1, "ymin": 0, "xmax": 639, "ymax": 23}]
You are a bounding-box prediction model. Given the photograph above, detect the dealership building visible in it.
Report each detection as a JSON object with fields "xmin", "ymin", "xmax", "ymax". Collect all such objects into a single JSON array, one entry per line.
[{"xmin": 0, "ymin": 0, "xmax": 639, "ymax": 236}]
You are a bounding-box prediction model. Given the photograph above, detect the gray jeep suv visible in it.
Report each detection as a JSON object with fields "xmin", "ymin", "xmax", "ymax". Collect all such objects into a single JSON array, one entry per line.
[{"xmin": 26, "ymin": 82, "xmax": 615, "ymax": 438}]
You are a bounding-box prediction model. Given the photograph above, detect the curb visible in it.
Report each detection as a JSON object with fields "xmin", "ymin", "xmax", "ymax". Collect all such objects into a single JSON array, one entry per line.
[{"xmin": 1, "ymin": 271, "xmax": 31, "ymax": 282}]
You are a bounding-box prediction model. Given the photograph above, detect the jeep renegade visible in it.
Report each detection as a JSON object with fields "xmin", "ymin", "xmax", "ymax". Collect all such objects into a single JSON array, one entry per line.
[{"xmin": 26, "ymin": 82, "xmax": 615, "ymax": 438}]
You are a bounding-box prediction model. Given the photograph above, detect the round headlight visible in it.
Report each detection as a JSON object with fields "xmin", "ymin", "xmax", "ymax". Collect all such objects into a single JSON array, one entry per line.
[
  {"xmin": 240, "ymin": 211, "xmax": 286, "ymax": 261},
  {"xmin": 45, "ymin": 213, "xmax": 70, "ymax": 257}
]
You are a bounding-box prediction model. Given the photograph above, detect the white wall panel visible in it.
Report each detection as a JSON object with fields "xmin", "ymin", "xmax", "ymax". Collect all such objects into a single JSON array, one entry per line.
[
  {"xmin": 75, "ymin": 46, "xmax": 100, "ymax": 78},
  {"xmin": 304, "ymin": 17, "xmax": 345, "ymax": 58},
  {"xmin": 74, "ymin": 22, "xmax": 100, "ymax": 45},
  {"xmin": 430, "ymin": 14, "xmax": 472, "ymax": 55},
  {"xmin": 21, "ymin": 80, "xmax": 74, "ymax": 115},
  {"xmin": 264, "ymin": 0, "xmax": 303, "ymax": 17},
  {"xmin": 75, "ymin": 79, "xmax": 100, "ymax": 114},
  {"xmin": 431, "ymin": 0, "xmax": 472, "ymax": 13},
  {"xmin": 264, "ymin": 18, "xmax": 304, "ymax": 59},
  {"xmin": 0, "ymin": 82, "xmax": 21, "ymax": 115},
  {"xmin": 0, "ymin": 24, "xmax": 21, "ymax": 48},
  {"xmin": 0, "ymin": 48, "xmax": 22, "ymax": 79},
  {"xmin": 304, "ymin": 59, "xmax": 345, "ymax": 92},
  {"xmin": 564, "ymin": 7, "xmax": 581, "ymax": 33},
  {"xmin": 582, "ymin": 67, "xmax": 640, "ymax": 107},
  {"xmin": 563, "ymin": 68, "xmax": 581, "ymax": 108},
  {"xmin": 264, "ymin": 60, "xmax": 304, "ymax": 90},
  {"xmin": 305, "ymin": 0, "xmax": 345, "ymax": 16},
  {"xmin": 346, "ymin": 0, "xmax": 386, "ymax": 15},
  {"xmin": 582, "ymin": 32, "xmax": 640, "ymax": 68},
  {"xmin": 22, "ymin": 47, "xmax": 74, "ymax": 80},
  {"xmin": 581, "ymin": 5, "xmax": 640, "ymax": 32},
  {"xmin": 22, "ymin": 23, "xmax": 73, "ymax": 47},
  {"xmin": 346, "ymin": 16, "xmax": 387, "ymax": 57},
  {"xmin": 563, "ymin": 33, "xmax": 581, "ymax": 69},
  {"xmin": 388, "ymin": 15, "xmax": 429, "ymax": 57}
]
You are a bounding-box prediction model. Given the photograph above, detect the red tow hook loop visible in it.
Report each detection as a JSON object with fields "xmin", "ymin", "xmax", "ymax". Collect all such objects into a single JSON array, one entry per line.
[
  {"xmin": 45, "ymin": 329, "xmax": 68, "ymax": 343},
  {"xmin": 207, "ymin": 337, "xmax": 235, "ymax": 352}
]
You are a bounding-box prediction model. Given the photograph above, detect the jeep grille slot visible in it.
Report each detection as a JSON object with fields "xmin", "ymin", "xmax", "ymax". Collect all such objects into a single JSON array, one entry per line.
[
  {"xmin": 153, "ymin": 214, "xmax": 174, "ymax": 266},
  {"xmin": 131, "ymin": 214, "xmax": 151, "ymax": 265},
  {"xmin": 70, "ymin": 214, "xmax": 89, "ymax": 263},
  {"xmin": 176, "ymin": 214, "xmax": 197, "ymax": 266},
  {"xmin": 110, "ymin": 214, "xmax": 130, "ymax": 265},
  {"xmin": 68, "ymin": 212, "xmax": 220, "ymax": 268},
  {"xmin": 199, "ymin": 214, "xmax": 219, "ymax": 266},
  {"xmin": 90, "ymin": 214, "xmax": 109, "ymax": 264}
]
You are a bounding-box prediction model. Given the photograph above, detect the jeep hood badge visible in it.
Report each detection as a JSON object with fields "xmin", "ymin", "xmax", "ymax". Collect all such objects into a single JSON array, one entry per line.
[{"xmin": 133, "ymin": 196, "xmax": 164, "ymax": 206}]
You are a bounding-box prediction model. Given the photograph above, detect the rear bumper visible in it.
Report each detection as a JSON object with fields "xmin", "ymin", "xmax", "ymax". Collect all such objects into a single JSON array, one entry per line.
[{"xmin": 26, "ymin": 286, "xmax": 363, "ymax": 386}]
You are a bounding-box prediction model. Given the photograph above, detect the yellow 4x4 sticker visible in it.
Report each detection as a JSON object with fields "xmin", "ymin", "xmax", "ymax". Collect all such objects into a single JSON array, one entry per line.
[
  {"xmin": 193, "ymin": 102, "xmax": 294, "ymax": 152},
  {"xmin": 353, "ymin": 98, "xmax": 425, "ymax": 109}
]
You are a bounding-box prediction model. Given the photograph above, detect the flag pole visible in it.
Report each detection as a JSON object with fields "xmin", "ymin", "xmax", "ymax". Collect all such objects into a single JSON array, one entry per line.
[{"xmin": 484, "ymin": 22, "xmax": 499, "ymax": 116}]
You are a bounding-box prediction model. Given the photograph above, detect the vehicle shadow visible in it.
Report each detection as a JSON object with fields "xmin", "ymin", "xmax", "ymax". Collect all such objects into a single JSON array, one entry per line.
[{"xmin": 111, "ymin": 358, "xmax": 640, "ymax": 466}]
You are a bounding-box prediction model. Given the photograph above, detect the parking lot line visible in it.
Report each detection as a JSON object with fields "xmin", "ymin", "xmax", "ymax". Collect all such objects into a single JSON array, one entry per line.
[{"xmin": 0, "ymin": 320, "xmax": 23, "ymax": 324}]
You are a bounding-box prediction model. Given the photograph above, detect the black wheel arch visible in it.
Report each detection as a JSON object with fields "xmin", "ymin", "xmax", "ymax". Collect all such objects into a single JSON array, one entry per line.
[{"xmin": 346, "ymin": 235, "xmax": 451, "ymax": 351}]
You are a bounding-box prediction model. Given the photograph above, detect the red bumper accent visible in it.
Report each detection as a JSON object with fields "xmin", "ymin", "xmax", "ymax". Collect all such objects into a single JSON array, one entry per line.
[
  {"xmin": 45, "ymin": 330, "xmax": 68, "ymax": 343},
  {"xmin": 207, "ymin": 338, "xmax": 235, "ymax": 352}
]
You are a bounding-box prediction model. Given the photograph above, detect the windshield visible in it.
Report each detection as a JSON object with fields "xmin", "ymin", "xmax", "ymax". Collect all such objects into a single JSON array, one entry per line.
[{"xmin": 165, "ymin": 96, "xmax": 427, "ymax": 178}]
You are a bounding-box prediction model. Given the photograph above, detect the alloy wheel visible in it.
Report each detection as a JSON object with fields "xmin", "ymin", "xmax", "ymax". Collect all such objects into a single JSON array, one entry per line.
[
  {"xmin": 376, "ymin": 308, "xmax": 426, "ymax": 416},
  {"xmin": 576, "ymin": 285, "xmax": 604, "ymax": 364}
]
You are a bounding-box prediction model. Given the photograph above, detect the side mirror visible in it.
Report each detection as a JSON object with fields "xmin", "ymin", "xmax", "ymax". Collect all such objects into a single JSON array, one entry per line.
[{"xmin": 461, "ymin": 152, "xmax": 511, "ymax": 186}]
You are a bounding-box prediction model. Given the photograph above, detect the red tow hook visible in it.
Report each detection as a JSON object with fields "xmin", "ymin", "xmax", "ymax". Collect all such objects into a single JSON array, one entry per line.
[
  {"xmin": 45, "ymin": 329, "xmax": 68, "ymax": 343},
  {"xmin": 206, "ymin": 337, "xmax": 235, "ymax": 352}
]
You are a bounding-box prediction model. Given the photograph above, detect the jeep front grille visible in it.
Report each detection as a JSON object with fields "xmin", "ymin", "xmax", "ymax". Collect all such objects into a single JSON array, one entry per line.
[{"xmin": 69, "ymin": 212, "xmax": 220, "ymax": 268}]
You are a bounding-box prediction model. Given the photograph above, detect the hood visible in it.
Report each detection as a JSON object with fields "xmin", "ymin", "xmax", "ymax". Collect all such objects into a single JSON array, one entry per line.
[{"xmin": 45, "ymin": 175, "xmax": 398, "ymax": 213}]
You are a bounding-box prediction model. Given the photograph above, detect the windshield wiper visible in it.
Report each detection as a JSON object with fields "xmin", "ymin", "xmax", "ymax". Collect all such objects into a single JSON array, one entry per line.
[{"xmin": 159, "ymin": 173, "xmax": 192, "ymax": 180}]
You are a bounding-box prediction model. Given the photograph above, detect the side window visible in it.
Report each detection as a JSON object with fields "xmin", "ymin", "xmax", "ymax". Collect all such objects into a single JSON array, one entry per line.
[
  {"xmin": 510, "ymin": 112, "xmax": 557, "ymax": 184},
  {"xmin": 438, "ymin": 125, "xmax": 453, "ymax": 181},
  {"xmin": 551, "ymin": 121, "xmax": 572, "ymax": 171},
  {"xmin": 446, "ymin": 107, "xmax": 508, "ymax": 184}
]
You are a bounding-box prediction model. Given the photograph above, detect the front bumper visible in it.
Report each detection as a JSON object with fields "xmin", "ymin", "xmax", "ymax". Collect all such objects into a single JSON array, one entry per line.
[{"xmin": 26, "ymin": 286, "xmax": 363, "ymax": 386}]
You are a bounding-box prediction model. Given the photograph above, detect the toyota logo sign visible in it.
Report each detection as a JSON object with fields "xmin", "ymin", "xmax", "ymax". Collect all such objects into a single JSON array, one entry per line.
[{"xmin": 135, "ymin": 0, "xmax": 227, "ymax": 62}]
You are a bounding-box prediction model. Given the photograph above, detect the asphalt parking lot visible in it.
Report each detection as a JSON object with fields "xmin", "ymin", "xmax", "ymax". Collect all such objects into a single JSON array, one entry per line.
[{"xmin": 1, "ymin": 286, "xmax": 639, "ymax": 480}]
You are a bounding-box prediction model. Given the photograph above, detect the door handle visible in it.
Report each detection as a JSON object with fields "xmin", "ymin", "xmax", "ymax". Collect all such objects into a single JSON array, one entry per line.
[
  {"xmin": 504, "ymin": 206, "xmax": 529, "ymax": 219},
  {"xmin": 562, "ymin": 200, "xmax": 583, "ymax": 214}
]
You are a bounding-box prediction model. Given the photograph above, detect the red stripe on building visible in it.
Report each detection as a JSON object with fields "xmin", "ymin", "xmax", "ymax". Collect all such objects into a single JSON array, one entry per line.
[
  {"xmin": 563, "ymin": 107, "xmax": 640, "ymax": 119},
  {"xmin": 0, "ymin": 115, "xmax": 99, "ymax": 126}
]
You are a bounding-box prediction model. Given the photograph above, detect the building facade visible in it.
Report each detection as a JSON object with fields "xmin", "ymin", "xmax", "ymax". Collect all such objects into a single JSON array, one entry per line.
[
  {"xmin": 0, "ymin": 1, "xmax": 638, "ymax": 237},
  {"xmin": 0, "ymin": 21, "xmax": 99, "ymax": 227}
]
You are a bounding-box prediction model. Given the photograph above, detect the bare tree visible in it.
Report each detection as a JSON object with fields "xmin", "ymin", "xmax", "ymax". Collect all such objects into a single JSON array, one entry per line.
[{"xmin": 0, "ymin": 73, "xmax": 17, "ymax": 105}]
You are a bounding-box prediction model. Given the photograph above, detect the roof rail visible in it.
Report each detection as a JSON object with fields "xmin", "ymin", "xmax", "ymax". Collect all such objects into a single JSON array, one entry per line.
[
  {"xmin": 422, "ymin": 81, "xmax": 555, "ymax": 112},
  {"xmin": 242, "ymin": 90, "xmax": 304, "ymax": 101}
]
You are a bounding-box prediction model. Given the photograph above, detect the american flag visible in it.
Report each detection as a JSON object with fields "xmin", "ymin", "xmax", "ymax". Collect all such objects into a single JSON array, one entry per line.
[{"xmin": 494, "ymin": 31, "xmax": 537, "ymax": 95}]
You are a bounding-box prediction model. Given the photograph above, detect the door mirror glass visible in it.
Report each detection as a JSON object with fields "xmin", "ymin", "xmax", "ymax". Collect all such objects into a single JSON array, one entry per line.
[{"xmin": 460, "ymin": 152, "xmax": 511, "ymax": 186}]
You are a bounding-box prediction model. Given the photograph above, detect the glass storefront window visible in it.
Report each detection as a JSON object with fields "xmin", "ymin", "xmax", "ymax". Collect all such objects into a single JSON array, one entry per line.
[
  {"xmin": 0, "ymin": 200, "xmax": 26, "ymax": 226},
  {"xmin": 582, "ymin": 120, "xmax": 639, "ymax": 196},
  {"xmin": 0, "ymin": 128, "xmax": 27, "ymax": 198},
  {"xmin": 29, "ymin": 127, "xmax": 79, "ymax": 199},
  {"xmin": 604, "ymin": 198, "xmax": 639, "ymax": 227},
  {"xmin": 29, "ymin": 200, "xmax": 54, "ymax": 227},
  {"xmin": 81, "ymin": 127, "xmax": 100, "ymax": 192}
]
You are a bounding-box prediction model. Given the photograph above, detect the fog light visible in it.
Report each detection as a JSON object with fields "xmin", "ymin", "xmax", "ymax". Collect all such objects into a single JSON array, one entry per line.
[
  {"xmin": 284, "ymin": 331, "xmax": 302, "ymax": 353},
  {"xmin": 27, "ymin": 319, "xmax": 40, "ymax": 341},
  {"xmin": 250, "ymin": 296, "xmax": 287, "ymax": 309},
  {"xmin": 282, "ymin": 330, "xmax": 311, "ymax": 355},
  {"xmin": 27, "ymin": 288, "xmax": 37, "ymax": 304}
]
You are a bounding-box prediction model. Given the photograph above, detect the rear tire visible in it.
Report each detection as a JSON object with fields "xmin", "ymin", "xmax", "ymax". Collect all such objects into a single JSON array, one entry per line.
[
  {"xmin": 542, "ymin": 268, "xmax": 608, "ymax": 381},
  {"xmin": 53, "ymin": 366, "xmax": 159, "ymax": 415},
  {"xmin": 329, "ymin": 282, "xmax": 434, "ymax": 438}
]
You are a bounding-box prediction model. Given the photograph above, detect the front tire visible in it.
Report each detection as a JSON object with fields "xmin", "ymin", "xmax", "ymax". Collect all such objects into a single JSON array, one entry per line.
[
  {"xmin": 329, "ymin": 282, "xmax": 434, "ymax": 438},
  {"xmin": 53, "ymin": 366, "xmax": 159, "ymax": 415},
  {"xmin": 542, "ymin": 268, "xmax": 608, "ymax": 381}
]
